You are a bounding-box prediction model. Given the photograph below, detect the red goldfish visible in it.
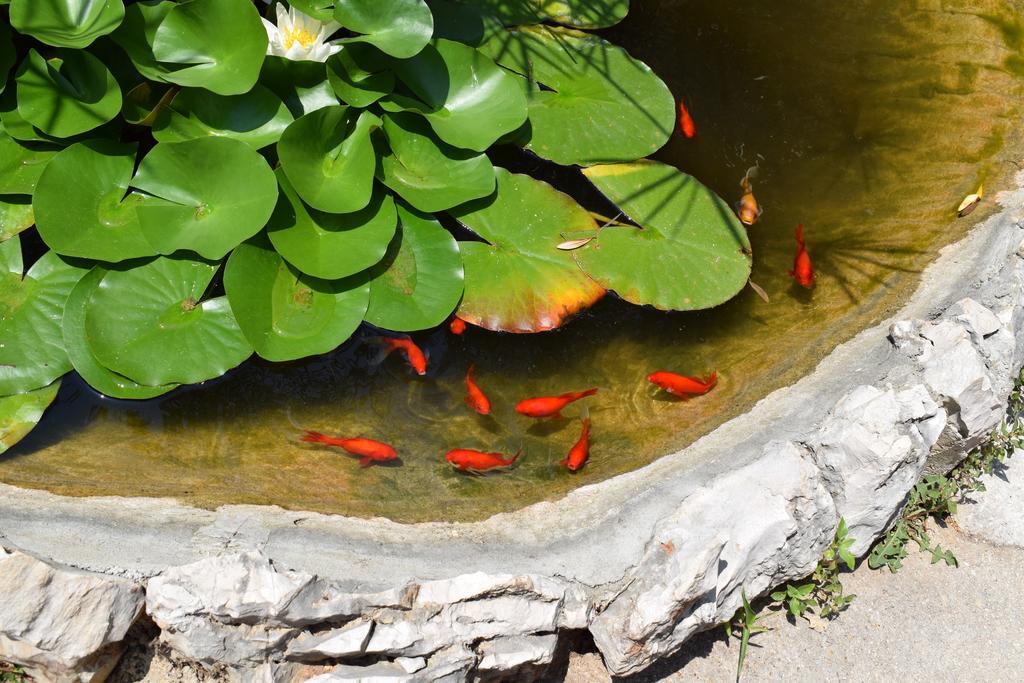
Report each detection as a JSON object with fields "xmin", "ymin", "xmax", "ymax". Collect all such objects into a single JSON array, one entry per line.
[
  {"xmin": 465, "ymin": 365, "xmax": 491, "ymax": 415},
  {"xmin": 561, "ymin": 410, "xmax": 591, "ymax": 472},
  {"xmin": 373, "ymin": 336, "xmax": 427, "ymax": 375},
  {"xmin": 449, "ymin": 317, "xmax": 467, "ymax": 335},
  {"xmin": 300, "ymin": 431, "xmax": 398, "ymax": 468},
  {"xmin": 445, "ymin": 448, "xmax": 520, "ymax": 474},
  {"xmin": 737, "ymin": 168, "xmax": 762, "ymax": 226},
  {"xmin": 516, "ymin": 388, "xmax": 598, "ymax": 419},
  {"xmin": 678, "ymin": 100, "xmax": 697, "ymax": 139},
  {"xmin": 648, "ymin": 371, "xmax": 718, "ymax": 398},
  {"xmin": 790, "ymin": 224, "xmax": 815, "ymax": 288}
]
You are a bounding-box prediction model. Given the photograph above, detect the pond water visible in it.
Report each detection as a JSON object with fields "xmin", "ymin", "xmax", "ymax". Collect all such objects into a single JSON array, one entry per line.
[{"xmin": 3, "ymin": 0, "xmax": 1024, "ymax": 522}]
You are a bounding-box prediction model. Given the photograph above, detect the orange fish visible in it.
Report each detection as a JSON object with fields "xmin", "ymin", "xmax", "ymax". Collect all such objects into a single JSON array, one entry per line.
[
  {"xmin": 737, "ymin": 169, "xmax": 762, "ymax": 226},
  {"xmin": 300, "ymin": 431, "xmax": 398, "ymax": 468},
  {"xmin": 373, "ymin": 336, "xmax": 427, "ymax": 375},
  {"xmin": 465, "ymin": 365, "xmax": 491, "ymax": 415},
  {"xmin": 678, "ymin": 100, "xmax": 697, "ymax": 139},
  {"xmin": 449, "ymin": 317, "xmax": 467, "ymax": 335},
  {"xmin": 516, "ymin": 388, "xmax": 598, "ymax": 419},
  {"xmin": 790, "ymin": 224, "xmax": 815, "ymax": 288},
  {"xmin": 446, "ymin": 448, "xmax": 520, "ymax": 474},
  {"xmin": 561, "ymin": 410, "xmax": 591, "ymax": 472},
  {"xmin": 647, "ymin": 371, "xmax": 718, "ymax": 398}
]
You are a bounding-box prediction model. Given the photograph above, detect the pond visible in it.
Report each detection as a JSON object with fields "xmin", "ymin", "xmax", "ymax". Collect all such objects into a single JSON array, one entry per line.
[{"xmin": 3, "ymin": 0, "xmax": 1023, "ymax": 522}]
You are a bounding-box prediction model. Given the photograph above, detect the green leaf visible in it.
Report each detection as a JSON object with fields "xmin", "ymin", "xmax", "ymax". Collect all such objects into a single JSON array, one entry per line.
[
  {"xmin": 259, "ymin": 56, "xmax": 337, "ymax": 118},
  {"xmin": 62, "ymin": 267, "xmax": 177, "ymax": 399},
  {"xmin": 224, "ymin": 235, "xmax": 370, "ymax": 362},
  {"xmin": 278, "ymin": 105, "xmax": 380, "ymax": 214},
  {"xmin": 132, "ymin": 137, "xmax": 279, "ymax": 260},
  {"xmin": 450, "ymin": 168, "xmax": 605, "ymax": 332},
  {"xmin": 151, "ymin": 0, "xmax": 268, "ymax": 95},
  {"xmin": 266, "ymin": 169, "xmax": 397, "ymax": 281},
  {"xmin": 0, "ymin": 380, "xmax": 61, "ymax": 455},
  {"xmin": 110, "ymin": 1, "xmax": 176, "ymax": 83},
  {"xmin": 427, "ymin": 0, "xmax": 496, "ymax": 45},
  {"xmin": 0, "ymin": 197, "xmax": 34, "ymax": 241},
  {"xmin": 380, "ymin": 111, "xmax": 495, "ymax": 212},
  {"xmin": 0, "ymin": 236, "xmax": 90, "ymax": 394},
  {"xmin": 14, "ymin": 49, "xmax": 122, "ymax": 139},
  {"xmin": 84, "ymin": 255, "xmax": 252, "ymax": 386},
  {"xmin": 480, "ymin": 25, "xmax": 674, "ymax": 166},
  {"xmin": 326, "ymin": 44, "xmax": 395, "ymax": 108},
  {"xmin": 334, "ymin": 0, "xmax": 434, "ymax": 59},
  {"xmin": 577, "ymin": 161, "xmax": 752, "ymax": 311},
  {"xmin": 289, "ymin": 0, "xmax": 335, "ymax": 23},
  {"xmin": 365, "ymin": 202, "xmax": 463, "ymax": 331},
  {"xmin": 9, "ymin": 0, "xmax": 125, "ymax": 49},
  {"xmin": 153, "ymin": 85, "xmax": 294, "ymax": 150},
  {"xmin": 33, "ymin": 140, "xmax": 155, "ymax": 261},
  {"xmin": 458, "ymin": 0, "xmax": 629, "ymax": 28},
  {"xmin": 390, "ymin": 39, "xmax": 528, "ymax": 152},
  {"xmin": 0, "ymin": 133, "xmax": 59, "ymax": 194},
  {"xmin": 121, "ymin": 81, "xmax": 176, "ymax": 126}
]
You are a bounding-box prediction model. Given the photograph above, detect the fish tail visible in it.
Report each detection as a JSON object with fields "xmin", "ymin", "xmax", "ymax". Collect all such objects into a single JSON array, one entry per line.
[
  {"xmin": 574, "ymin": 388, "xmax": 599, "ymax": 400},
  {"xmin": 511, "ymin": 449, "xmax": 523, "ymax": 466},
  {"xmin": 300, "ymin": 430, "xmax": 327, "ymax": 444},
  {"xmin": 467, "ymin": 364, "xmax": 476, "ymax": 381},
  {"xmin": 367, "ymin": 337, "xmax": 398, "ymax": 366},
  {"xmin": 795, "ymin": 224, "xmax": 806, "ymax": 245},
  {"xmin": 579, "ymin": 405, "xmax": 590, "ymax": 423}
]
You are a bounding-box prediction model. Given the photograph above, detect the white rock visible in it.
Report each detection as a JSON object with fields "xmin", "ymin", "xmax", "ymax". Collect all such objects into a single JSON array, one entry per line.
[
  {"xmin": 0, "ymin": 548, "xmax": 143, "ymax": 683},
  {"xmin": 309, "ymin": 644, "xmax": 475, "ymax": 683},
  {"xmin": 157, "ymin": 614, "xmax": 296, "ymax": 665},
  {"xmin": 949, "ymin": 298, "xmax": 1001, "ymax": 341},
  {"xmin": 589, "ymin": 442, "xmax": 836, "ymax": 677},
  {"xmin": 475, "ymin": 634, "xmax": 559, "ymax": 671},
  {"xmin": 956, "ymin": 450, "xmax": 1024, "ymax": 548},
  {"xmin": 286, "ymin": 619, "xmax": 373, "ymax": 661}
]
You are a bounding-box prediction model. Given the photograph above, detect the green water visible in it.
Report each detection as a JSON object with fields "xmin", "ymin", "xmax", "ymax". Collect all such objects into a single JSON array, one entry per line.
[{"xmin": 3, "ymin": 0, "xmax": 1023, "ymax": 522}]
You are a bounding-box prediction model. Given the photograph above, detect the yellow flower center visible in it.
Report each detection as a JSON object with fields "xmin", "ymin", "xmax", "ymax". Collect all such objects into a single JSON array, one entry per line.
[{"xmin": 282, "ymin": 26, "xmax": 317, "ymax": 50}]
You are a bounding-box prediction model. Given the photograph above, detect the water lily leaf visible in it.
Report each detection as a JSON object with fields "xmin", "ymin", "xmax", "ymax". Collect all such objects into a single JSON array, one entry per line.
[
  {"xmin": 278, "ymin": 105, "xmax": 380, "ymax": 214},
  {"xmin": 390, "ymin": 39, "xmax": 528, "ymax": 152},
  {"xmin": 225, "ymin": 235, "xmax": 370, "ymax": 362},
  {"xmin": 84, "ymin": 256, "xmax": 253, "ymax": 386},
  {"xmin": 15, "ymin": 49, "xmax": 122, "ymax": 138},
  {"xmin": 9, "ymin": 0, "xmax": 125, "ymax": 48},
  {"xmin": 110, "ymin": 1, "xmax": 175, "ymax": 83},
  {"xmin": 577, "ymin": 160, "xmax": 752, "ymax": 311},
  {"xmin": 0, "ymin": 236, "xmax": 89, "ymax": 394},
  {"xmin": 0, "ymin": 22, "xmax": 15, "ymax": 94},
  {"xmin": 121, "ymin": 81, "xmax": 176, "ymax": 126},
  {"xmin": 267, "ymin": 169, "xmax": 397, "ymax": 280},
  {"xmin": 152, "ymin": 0, "xmax": 268, "ymax": 96},
  {"xmin": 289, "ymin": 0, "xmax": 335, "ymax": 23},
  {"xmin": 334, "ymin": 0, "xmax": 434, "ymax": 59},
  {"xmin": 326, "ymin": 44, "xmax": 395, "ymax": 108},
  {"xmin": 33, "ymin": 140, "xmax": 155, "ymax": 261},
  {"xmin": 259, "ymin": 57, "xmax": 337, "ymax": 118},
  {"xmin": 0, "ymin": 197, "xmax": 34, "ymax": 241},
  {"xmin": 380, "ymin": 111, "xmax": 495, "ymax": 212},
  {"xmin": 0, "ymin": 380, "xmax": 60, "ymax": 455},
  {"xmin": 480, "ymin": 25, "xmax": 674, "ymax": 166},
  {"xmin": 153, "ymin": 85, "xmax": 294, "ymax": 149},
  {"xmin": 365, "ymin": 202, "xmax": 463, "ymax": 331},
  {"xmin": 450, "ymin": 168, "xmax": 604, "ymax": 332},
  {"xmin": 427, "ymin": 0, "xmax": 498, "ymax": 46},
  {"xmin": 63, "ymin": 267, "xmax": 177, "ymax": 399},
  {"xmin": 0, "ymin": 133, "xmax": 59, "ymax": 194},
  {"xmin": 132, "ymin": 137, "xmax": 278, "ymax": 260},
  {"xmin": 457, "ymin": 0, "xmax": 629, "ymax": 28}
]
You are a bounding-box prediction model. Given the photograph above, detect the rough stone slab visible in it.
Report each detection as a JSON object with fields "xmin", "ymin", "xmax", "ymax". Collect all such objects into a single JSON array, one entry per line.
[
  {"xmin": 286, "ymin": 619, "xmax": 374, "ymax": 661},
  {"xmin": 589, "ymin": 441, "xmax": 837, "ymax": 677},
  {"xmin": 475, "ymin": 634, "xmax": 559, "ymax": 671},
  {"xmin": 956, "ymin": 450, "xmax": 1024, "ymax": 548},
  {"xmin": 309, "ymin": 644, "xmax": 476, "ymax": 683},
  {"xmin": 0, "ymin": 548, "xmax": 143, "ymax": 683}
]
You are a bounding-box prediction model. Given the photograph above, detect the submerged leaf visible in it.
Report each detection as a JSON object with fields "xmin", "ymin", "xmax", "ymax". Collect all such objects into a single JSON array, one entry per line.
[
  {"xmin": 458, "ymin": 0, "xmax": 630, "ymax": 29},
  {"xmin": 0, "ymin": 380, "xmax": 61, "ymax": 455}
]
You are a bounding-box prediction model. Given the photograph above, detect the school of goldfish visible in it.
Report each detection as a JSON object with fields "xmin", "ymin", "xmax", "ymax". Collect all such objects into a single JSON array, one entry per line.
[{"xmin": 294, "ymin": 98, "xmax": 985, "ymax": 477}]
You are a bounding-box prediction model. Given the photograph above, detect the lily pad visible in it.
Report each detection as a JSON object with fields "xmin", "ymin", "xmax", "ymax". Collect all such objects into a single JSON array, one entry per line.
[
  {"xmin": 278, "ymin": 106, "xmax": 380, "ymax": 214},
  {"xmin": 380, "ymin": 111, "xmax": 495, "ymax": 212},
  {"xmin": 152, "ymin": 0, "xmax": 268, "ymax": 95},
  {"xmin": 334, "ymin": 0, "xmax": 435, "ymax": 59},
  {"xmin": 0, "ymin": 236, "xmax": 89, "ymax": 394},
  {"xmin": 63, "ymin": 267, "xmax": 177, "ymax": 399},
  {"xmin": 259, "ymin": 57, "xmax": 338, "ymax": 118},
  {"xmin": 153, "ymin": 85, "xmax": 294, "ymax": 149},
  {"xmin": 225, "ymin": 235, "xmax": 370, "ymax": 362},
  {"xmin": 0, "ymin": 380, "xmax": 60, "ymax": 455},
  {"xmin": 457, "ymin": 0, "xmax": 629, "ymax": 28},
  {"xmin": 0, "ymin": 197, "xmax": 34, "ymax": 241},
  {"xmin": 33, "ymin": 140, "xmax": 155, "ymax": 261},
  {"xmin": 132, "ymin": 137, "xmax": 279, "ymax": 260},
  {"xmin": 15, "ymin": 49, "xmax": 122, "ymax": 139},
  {"xmin": 480, "ymin": 25, "xmax": 675, "ymax": 166},
  {"xmin": 577, "ymin": 160, "xmax": 752, "ymax": 311},
  {"xmin": 9, "ymin": 0, "xmax": 125, "ymax": 49},
  {"xmin": 122, "ymin": 82, "xmax": 177, "ymax": 126},
  {"xmin": 0, "ymin": 133, "xmax": 59, "ymax": 194},
  {"xmin": 450, "ymin": 168, "xmax": 605, "ymax": 332},
  {"xmin": 390, "ymin": 39, "xmax": 528, "ymax": 152},
  {"xmin": 289, "ymin": 0, "xmax": 335, "ymax": 23},
  {"xmin": 84, "ymin": 256, "xmax": 253, "ymax": 386},
  {"xmin": 365, "ymin": 202, "xmax": 464, "ymax": 332},
  {"xmin": 110, "ymin": 1, "xmax": 176, "ymax": 84},
  {"xmin": 267, "ymin": 170, "xmax": 397, "ymax": 281},
  {"xmin": 326, "ymin": 45, "xmax": 395, "ymax": 108}
]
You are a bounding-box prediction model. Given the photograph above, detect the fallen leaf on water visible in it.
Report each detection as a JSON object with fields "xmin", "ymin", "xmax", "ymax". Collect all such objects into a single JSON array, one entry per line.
[
  {"xmin": 557, "ymin": 238, "xmax": 595, "ymax": 251},
  {"xmin": 957, "ymin": 185, "xmax": 984, "ymax": 218},
  {"xmin": 749, "ymin": 279, "xmax": 770, "ymax": 303}
]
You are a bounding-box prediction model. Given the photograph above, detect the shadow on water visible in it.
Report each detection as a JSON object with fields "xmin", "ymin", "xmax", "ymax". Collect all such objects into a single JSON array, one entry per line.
[{"xmin": 4, "ymin": 0, "xmax": 1024, "ymax": 522}]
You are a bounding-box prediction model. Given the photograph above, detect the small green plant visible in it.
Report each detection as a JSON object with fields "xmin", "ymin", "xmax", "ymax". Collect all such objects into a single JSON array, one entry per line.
[
  {"xmin": 727, "ymin": 589, "xmax": 770, "ymax": 681},
  {"xmin": 771, "ymin": 518, "xmax": 857, "ymax": 619},
  {"xmin": 0, "ymin": 661, "xmax": 27, "ymax": 682}
]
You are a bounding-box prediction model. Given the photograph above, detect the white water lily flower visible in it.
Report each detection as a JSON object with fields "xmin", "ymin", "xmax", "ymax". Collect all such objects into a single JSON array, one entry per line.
[{"xmin": 262, "ymin": 4, "xmax": 343, "ymax": 62}]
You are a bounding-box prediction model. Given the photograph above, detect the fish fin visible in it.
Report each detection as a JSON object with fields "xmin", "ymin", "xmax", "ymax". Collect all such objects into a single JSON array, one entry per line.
[
  {"xmin": 560, "ymin": 457, "xmax": 569, "ymax": 468},
  {"xmin": 300, "ymin": 430, "xmax": 326, "ymax": 444},
  {"xmin": 579, "ymin": 405, "xmax": 590, "ymax": 422},
  {"xmin": 359, "ymin": 456, "xmax": 373, "ymax": 468},
  {"xmin": 795, "ymin": 224, "xmax": 805, "ymax": 244},
  {"xmin": 367, "ymin": 337, "xmax": 397, "ymax": 367}
]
